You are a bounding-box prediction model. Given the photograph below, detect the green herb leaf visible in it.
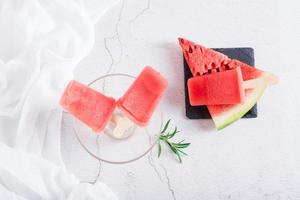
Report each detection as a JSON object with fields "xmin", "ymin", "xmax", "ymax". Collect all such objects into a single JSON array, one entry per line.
[
  {"xmin": 161, "ymin": 119, "xmax": 171, "ymax": 134},
  {"xmin": 177, "ymin": 149, "xmax": 188, "ymax": 156},
  {"xmin": 157, "ymin": 120, "xmax": 190, "ymax": 163},
  {"xmin": 158, "ymin": 143, "xmax": 162, "ymax": 158},
  {"xmin": 173, "ymin": 142, "xmax": 190, "ymax": 149},
  {"xmin": 167, "ymin": 127, "xmax": 178, "ymax": 139}
]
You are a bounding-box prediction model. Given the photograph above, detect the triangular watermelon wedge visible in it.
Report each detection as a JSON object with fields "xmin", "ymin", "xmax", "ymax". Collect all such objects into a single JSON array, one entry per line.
[
  {"xmin": 208, "ymin": 69, "xmax": 278, "ymax": 130},
  {"xmin": 178, "ymin": 38, "xmax": 229, "ymax": 76},
  {"xmin": 208, "ymin": 62, "xmax": 278, "ymax": 130},
  {"xmin": 178, "ymin": 37, "xmax": 279, "ymax": 130}
]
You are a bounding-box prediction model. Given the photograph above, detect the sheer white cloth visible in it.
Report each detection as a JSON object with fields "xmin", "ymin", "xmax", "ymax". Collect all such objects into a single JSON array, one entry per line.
[{"xmin": 0, "ymin": 0, "xmax": 119, "ymax": 199}]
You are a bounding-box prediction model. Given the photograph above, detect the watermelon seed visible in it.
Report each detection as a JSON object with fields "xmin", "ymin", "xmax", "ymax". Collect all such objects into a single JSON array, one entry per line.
[
  {"xmin": 189, "ymin": 46, "xmax": 193, "ymax": 53},
  {"xmin": 207, "ymin": 69, "xmax": 212, "ymax": 74},
  {"xmin": 225, "ymin": 65, "xmax": 231, "ymax": 70},
  {"xmin": 199, "ymin": 46, "xmax": 203, "ymax": 53},
  {"xmin": 216, "ymin": 68, "xmax": 220, "ymax": 72}
]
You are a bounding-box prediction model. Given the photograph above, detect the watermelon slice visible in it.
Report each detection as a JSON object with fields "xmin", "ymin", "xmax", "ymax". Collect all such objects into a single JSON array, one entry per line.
[
  {"xmin": 178, "ymin": 38, "xmax": 229, "ymax": 76},
  {"xmin": 178, "ymin": 37, "xmax": 279, "ymax": 130},
  {"xmin": 208, "ymin": 58, "xmax": 278, "ymax": 129},
  {"xmin": 208, "ymin": 66, "xmax": 278, "ymax": 129}
]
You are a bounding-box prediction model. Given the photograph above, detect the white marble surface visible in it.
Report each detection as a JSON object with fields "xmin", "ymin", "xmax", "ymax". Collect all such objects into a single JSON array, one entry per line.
[{"xmin": 61, "ymin": 0, "xmax": 300, "ymax": 199}]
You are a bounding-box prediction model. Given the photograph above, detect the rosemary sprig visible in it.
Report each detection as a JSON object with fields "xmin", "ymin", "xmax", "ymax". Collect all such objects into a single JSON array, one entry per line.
[{"xmin": 158, "ymin": 119, "xmax": 190, "ymax": 163}]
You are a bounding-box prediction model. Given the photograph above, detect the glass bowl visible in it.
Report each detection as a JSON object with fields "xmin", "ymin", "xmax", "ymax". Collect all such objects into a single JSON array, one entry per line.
[{"xmin": 71, "ymin": 73, "xmax": 163, "ymax": 164}]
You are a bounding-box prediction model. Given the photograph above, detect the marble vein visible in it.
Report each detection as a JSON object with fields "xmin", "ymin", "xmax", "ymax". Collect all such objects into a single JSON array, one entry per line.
[
  {"xmin": 147, "ymin": 153, "xmax": 163, "ymax": 181},
  {"xmin": 91, "ymin": 135, "xmax": 102, "ymax": 184},
  {"xmin": 145, "ymin": 116, "xmax": 177, "ymax": 200},
  {"xmin": 92, "ymin": 0, "xmax": 127, "ymax": 184},
  {"xmin": 129, "ymin": 0, "xmax": 150, "ymax": 24},
  {"xmin": 160, "ymin": 164, "xmax": 177, "ymax": 200},
  {"xmin": 146, "ymin": 151, "xmax": 178, "ymax": 200},
  {"xmin": 104, "ymin": 37, "xmax": 114, "ymax": 74},
  {"xmin": 103, "ymin": 0, "xmax": 125, "ymax": 74},
  {"xmin": 115, "ymin": 0, "xmax": 125, "ymax": 58},
  {"xmin": 129, "ymin": 0, "xmax": 151, "ymax": 40}
]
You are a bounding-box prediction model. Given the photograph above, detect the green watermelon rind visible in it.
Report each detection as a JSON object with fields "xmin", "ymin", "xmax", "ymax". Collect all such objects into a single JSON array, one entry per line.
[{"xmin": 208, "ymin": 74, "xmax": 271, "ymax": 130}]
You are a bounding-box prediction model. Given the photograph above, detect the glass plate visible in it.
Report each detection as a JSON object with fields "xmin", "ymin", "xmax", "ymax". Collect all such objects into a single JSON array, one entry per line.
[{"xmin": 72, "ymin": 73, "xmax": 163, "ymax": 164}]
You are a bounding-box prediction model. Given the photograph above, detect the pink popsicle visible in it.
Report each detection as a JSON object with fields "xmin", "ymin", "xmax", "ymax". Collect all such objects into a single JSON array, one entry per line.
[
  {"xmin": 188, "ymin": 67, "xmax": 245, "ymax": 106},
  {"xmin": 60, "ymin": 80, "xmax": 116, "ymax": 132},
  {"xmin": 118, "ymin": 66, "xmax": 168, "ymax": 126}
]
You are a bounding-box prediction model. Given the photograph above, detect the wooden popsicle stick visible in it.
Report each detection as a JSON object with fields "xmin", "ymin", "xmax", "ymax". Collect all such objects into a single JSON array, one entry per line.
[
  {"xmin": 243, "ymin": 73, "xmax": 279, "ymax": 89},
  {"xmin": 112, "ymin": 115, "xmax": 133, "ymax": 138}
]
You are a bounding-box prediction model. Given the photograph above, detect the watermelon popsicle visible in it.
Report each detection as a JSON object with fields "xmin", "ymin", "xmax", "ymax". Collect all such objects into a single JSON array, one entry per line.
[
  {"xmin": 60, "ymin": 80, "xmax": 116, "ymax": 132},
  {"xmin": 118, "ymin": 66, "xmax": 168, "ymax": 126},
  {"xmin": 188, "ymin": 67, "xmax": 245, "ymax": 105}
]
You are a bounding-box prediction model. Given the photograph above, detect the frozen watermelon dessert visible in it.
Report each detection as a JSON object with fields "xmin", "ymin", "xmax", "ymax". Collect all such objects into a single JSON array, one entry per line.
[
  {"xmin": 188, "ymin": 67, "xmax": 245, "ymax": 105},
  {"xmin": 60, "ymin": 80, "xmax": 116, "ymax": 132},
  {"xmin": 118, "ymin": 66, "xmax": 168, "ymax": 126},
  {"xmin": 178, "ymin": 37, "xmax": 279, "ymax": 130}
]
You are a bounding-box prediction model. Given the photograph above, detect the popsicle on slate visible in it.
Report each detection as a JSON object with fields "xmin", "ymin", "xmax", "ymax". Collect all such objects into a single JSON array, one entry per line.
[
  {"xmin": 188, "ymin": 67, "xmax": 245, "ymax": 106},
  {"xmin": 117, "ymin": 66, "xmax": 168, "ymax": 126},
  {"xmin": 60, "ymin": 80, "xmax": 116, "ymax": 132}
]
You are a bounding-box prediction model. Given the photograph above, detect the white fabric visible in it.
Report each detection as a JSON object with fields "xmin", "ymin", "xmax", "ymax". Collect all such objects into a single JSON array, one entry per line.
[{"xmin": 0, "ymin": 0, "xmax": 119, "ymax": 199}]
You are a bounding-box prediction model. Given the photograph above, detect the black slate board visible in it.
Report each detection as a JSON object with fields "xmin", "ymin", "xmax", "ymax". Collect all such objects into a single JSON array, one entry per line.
[{"xmin": 184, "ymin": 47, "xmax": 257, "ymax": 119}]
